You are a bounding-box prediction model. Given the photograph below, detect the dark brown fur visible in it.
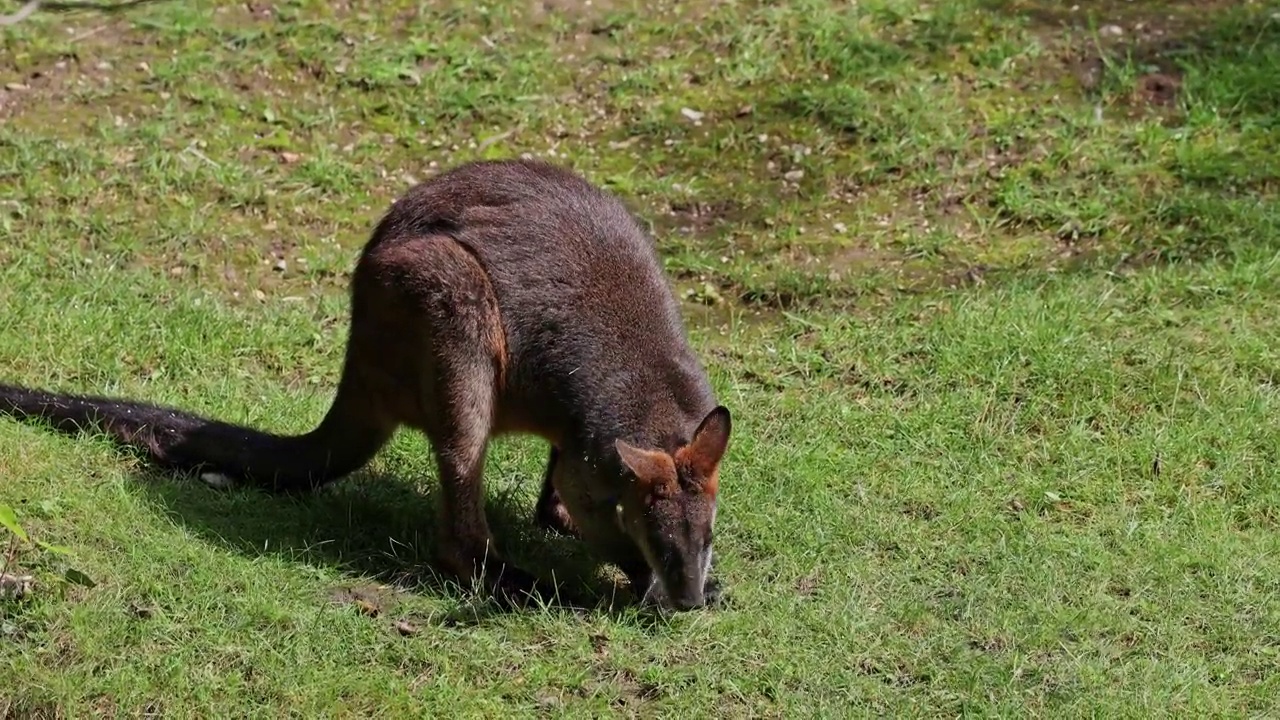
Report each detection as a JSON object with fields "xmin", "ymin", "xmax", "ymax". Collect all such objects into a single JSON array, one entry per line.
[{"xmin": 0, "ymin": 159, "xmax": 731, "ymax": 610}]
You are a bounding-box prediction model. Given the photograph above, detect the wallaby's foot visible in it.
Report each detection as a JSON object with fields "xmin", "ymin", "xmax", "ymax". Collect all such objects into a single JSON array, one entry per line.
[
  {"xmin": 440, "ymin": 542, "xmax": 559, "ymax": 608},
  {"xmin": 483, "ymin": 561, "xmax": 542, "ymax": 607}
]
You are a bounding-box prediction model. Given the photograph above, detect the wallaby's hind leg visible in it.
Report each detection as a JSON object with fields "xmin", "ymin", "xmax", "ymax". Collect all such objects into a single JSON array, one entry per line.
[
  {"xmin": 366, "ymin": 234, "xmax": 544, "ymax": 605},
  {"xmin": 427, "ymin": 390, "xmax": 540, "ymax": 604},
  {"xmin": 534, "ymin": 447, "xmax": 579, "ymax": 537}
]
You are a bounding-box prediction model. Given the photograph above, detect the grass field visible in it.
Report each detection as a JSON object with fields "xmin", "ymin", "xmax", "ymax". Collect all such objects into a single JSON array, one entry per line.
[{"xmin": 2, "ymin": 0, "xmax": 1280, "ymax": 715}]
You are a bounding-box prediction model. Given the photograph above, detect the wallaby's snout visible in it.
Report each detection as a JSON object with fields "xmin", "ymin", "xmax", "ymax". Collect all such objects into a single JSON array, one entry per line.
[
  {"xmin": 630, "ymin": 550, "xmax": 709, "ymax": 611},
  {"xmin": 665, "ymin": 564, "xmax": 711, "ymax": 610}
]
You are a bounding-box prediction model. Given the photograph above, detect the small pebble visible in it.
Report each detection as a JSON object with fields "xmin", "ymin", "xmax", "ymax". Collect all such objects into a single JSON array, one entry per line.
[{"xmin": 680, "ymin": 107, "xmax": 705, "ymax": 122}]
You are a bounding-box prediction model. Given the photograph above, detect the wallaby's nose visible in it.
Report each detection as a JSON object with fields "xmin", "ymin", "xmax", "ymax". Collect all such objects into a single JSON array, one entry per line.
[{"xmin": 670, "ymin": 590, "xmax": 706, "ymax": 611}]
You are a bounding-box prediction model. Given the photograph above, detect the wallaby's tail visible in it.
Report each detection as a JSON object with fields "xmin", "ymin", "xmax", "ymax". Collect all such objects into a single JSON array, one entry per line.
[{"xmin": 0, "ymin": 363, "xmax": 396, "ymax": 493}]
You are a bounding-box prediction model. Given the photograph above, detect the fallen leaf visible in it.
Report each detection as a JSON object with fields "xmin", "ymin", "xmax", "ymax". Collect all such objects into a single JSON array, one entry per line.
[
  {"xmin": 64, "ymin": 568, "xmax": 96, "ymax": 588},
  {"xmin": 0, "ymin": 504, "xmax": 29, "ymax": 542}
]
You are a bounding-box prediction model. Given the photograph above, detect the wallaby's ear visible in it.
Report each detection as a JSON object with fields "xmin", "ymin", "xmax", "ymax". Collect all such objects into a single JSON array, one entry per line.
[
  {"xmin": 616, "ymin": 438, "xmax": 677, "ymax": 492},
  {"xmin": 678, "ymin": 406, "xmax": 732, "ymax": 481}
]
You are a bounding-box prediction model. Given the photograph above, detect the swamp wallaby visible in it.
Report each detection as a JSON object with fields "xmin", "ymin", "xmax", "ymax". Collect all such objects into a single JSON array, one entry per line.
[{"xmin": 0, "ymin": 159, "xmax": 732, "ymax": 610}]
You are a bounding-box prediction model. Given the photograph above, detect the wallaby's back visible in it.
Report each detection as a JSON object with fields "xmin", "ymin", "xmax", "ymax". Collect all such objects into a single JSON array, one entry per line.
[{"xmin": 375, "ymin": 160, "xmax": 716, "ymax": 452}]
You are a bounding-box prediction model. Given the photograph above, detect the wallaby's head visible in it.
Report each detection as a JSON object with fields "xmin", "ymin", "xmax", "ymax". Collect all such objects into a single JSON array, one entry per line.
[{"xmin": 614, "ymin": 406, "xmax": 731, "ymax": 611}]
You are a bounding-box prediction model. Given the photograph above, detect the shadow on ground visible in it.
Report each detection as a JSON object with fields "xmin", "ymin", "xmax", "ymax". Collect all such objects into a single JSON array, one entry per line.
[{"xmin": 125, "ymin": 460, "xmax": 644, "ymax": 626}]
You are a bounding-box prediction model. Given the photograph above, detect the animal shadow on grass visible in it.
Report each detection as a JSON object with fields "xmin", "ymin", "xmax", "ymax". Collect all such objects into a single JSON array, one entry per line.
[{"xmin": 125, "ymin": 464, "xmax": 653, "ymax": 628}]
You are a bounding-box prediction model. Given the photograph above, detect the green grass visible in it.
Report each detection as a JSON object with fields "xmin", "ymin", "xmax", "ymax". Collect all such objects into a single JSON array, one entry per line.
[{"xmin": 3, "ymin": 0, "xmax": 1280, "ymax": 715}]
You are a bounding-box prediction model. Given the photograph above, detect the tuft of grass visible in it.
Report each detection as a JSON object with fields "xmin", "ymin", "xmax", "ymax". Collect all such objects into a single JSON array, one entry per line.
[{"xmin": 3, "ymin": 0, "xmax": 1280, "ymax": 714}]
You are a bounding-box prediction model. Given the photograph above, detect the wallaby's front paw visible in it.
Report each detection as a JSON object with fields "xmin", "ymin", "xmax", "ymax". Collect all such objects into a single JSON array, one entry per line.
[{"xmin": 534, "ymin": 499, "xmax": 579, "ymax": 538}]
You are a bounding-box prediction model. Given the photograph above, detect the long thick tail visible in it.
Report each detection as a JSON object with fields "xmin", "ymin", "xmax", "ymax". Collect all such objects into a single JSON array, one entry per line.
[{"xmin": 0, "ymin": 368, "xmax": 396, "ymax": 493}]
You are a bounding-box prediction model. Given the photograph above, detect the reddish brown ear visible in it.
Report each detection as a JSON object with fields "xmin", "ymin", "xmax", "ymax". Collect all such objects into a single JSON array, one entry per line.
[
  {"xmin": 677, "ymin": 405, "xmax": 732, "ymax": 481},
  {"xmin": 615, "ymin": 438, "xmax": 677, "ymax": 491}
]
